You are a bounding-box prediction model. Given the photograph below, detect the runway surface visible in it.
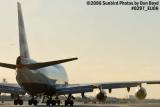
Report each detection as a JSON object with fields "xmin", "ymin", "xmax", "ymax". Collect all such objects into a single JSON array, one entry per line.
[{"xmin": 0, "ymin": 102, "xmax": 160, "ymax": 107}]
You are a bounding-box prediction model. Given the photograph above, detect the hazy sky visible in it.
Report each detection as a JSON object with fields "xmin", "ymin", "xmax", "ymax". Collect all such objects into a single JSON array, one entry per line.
[{"xmin": 0, "ymin": 0, "xmax": 160, "ymax": 98}]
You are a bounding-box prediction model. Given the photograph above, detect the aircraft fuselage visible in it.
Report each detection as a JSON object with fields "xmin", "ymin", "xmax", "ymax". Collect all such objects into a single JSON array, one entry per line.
[{"xmin": 16, "ymin": 56, "xmax": 68, "ymax": 96}]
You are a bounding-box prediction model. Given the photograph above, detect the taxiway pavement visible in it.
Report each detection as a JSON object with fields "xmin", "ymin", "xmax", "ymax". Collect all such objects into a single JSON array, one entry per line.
[{"xmin": 0, "ymin": 101, "xmax": 160, "ymax": 107}]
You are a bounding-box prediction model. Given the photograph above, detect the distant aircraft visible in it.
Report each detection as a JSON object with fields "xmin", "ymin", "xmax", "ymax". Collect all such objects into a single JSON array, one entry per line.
[{"xmin": 0, "ymin": 2, "xmax": 159, "ymax": 106}]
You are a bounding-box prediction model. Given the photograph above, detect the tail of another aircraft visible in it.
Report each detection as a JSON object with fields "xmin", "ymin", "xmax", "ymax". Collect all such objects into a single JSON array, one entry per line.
[{"xmin": 17, "ymin": 2, "xmax": 30, "ymax": 58}]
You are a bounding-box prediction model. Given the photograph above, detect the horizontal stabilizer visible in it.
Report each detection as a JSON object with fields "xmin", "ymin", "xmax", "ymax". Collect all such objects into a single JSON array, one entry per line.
[
  {"xmin": 0, "ymin": 63, "xmax": 16, "ymax": 69},
  {"xmin": 26, "ymin": 57, "xmax": 78, "ymax": 69}
]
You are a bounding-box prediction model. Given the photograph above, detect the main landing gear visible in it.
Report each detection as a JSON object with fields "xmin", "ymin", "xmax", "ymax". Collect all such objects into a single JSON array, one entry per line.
[
  {"xmin": 13, "ymin": 95, "xmax": 23, "ymax": 105},
  {"xmin": 45, "ymin": 95, "xmax": 75, "ymax": 106},
  {"xmin": 28, "ymin": 96, "xmax": 38, "ymax": 106},
  {"xmin": 46, "ymin": 96, "xmax": 61, "ymax": 106},
  {"xmin": 65, "ymin": 94, "xmax": 75, "ymax": 106},
  {"xmin": 14, "ymin": 99, "xmax": 23, "ymax": 105}
]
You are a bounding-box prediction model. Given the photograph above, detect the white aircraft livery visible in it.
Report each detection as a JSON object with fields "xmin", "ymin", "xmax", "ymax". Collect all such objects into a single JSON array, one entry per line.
[{"xmin": 0, "ymin": 2, "xmax": 160, "ymax": 106}]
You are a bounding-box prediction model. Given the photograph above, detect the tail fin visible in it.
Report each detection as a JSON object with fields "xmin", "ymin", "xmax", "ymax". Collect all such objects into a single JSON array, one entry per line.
[{"xmin": 17, "ymin": 2, "xmax": 30, "ymax": 58}]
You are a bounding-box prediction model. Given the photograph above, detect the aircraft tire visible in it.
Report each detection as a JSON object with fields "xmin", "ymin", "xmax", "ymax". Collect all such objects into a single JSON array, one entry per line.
[
  {"xmin": 46, "ymin": 100, "xmax": 50, "ymax": 106},
  {"xmin": 51, "ymin": 100, "xmax": 56, "ymax": 105},
  {"xmin": 28, "ymin": 100, "xmax": 32, "ymax": 105},
  {"xmin": 19, "ymin": 100, "xmax": 23, "ymax": 105},
  {"xmin": 65, "ymin": 100, "xmax": 68, "ymax": 106},
  {"xmin": 14, "ymin": 100, "xmax": 18, "ymax": 105},
  {"xmin": 33, "ymin": 100, "xmax": 38, "ymax": 106},
  {"xmin": 70, "ymin": 100, "xmax": 74, "ymax": 106},
  {"xmin": 57, "ymin": 100, "xmax": 60, "ymax": 105}
]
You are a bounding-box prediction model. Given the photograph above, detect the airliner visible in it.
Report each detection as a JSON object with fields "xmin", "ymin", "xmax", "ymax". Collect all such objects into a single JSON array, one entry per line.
[{"xmin": 0, "ymin": 2, "xmax": 160, "ymax": 106}]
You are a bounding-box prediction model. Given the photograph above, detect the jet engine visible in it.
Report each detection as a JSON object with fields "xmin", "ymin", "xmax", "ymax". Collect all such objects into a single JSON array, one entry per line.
[
  {"xmin": 135, "ymin": 87, "xmax": 147, "ymax": 100},
  {"xmin": 96, "ymin": 90, "xmax": 107, "ymax": 102}
]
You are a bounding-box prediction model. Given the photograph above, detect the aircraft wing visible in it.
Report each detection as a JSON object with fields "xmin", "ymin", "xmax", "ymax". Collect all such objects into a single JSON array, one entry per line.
[
  {"xmin": 56, "ymin": 80, "xmax": 160, "ymax": 95},
  {"xmin": 0, "ymin": 83, "xmax": 25, "ymax": 95},
  {"xmin": 93, "ymin": 80, "xmax": 160, "ymax": 89}
]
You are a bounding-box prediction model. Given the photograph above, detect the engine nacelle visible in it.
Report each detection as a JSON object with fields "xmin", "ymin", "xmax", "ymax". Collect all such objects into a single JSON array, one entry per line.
[
  {"xmin": 135, "ymin": 87, "xmax": 147, "ymax": 100},
  {"xmin": 96, "ymin": 90, "xmax": 107, "ymax": 102}
]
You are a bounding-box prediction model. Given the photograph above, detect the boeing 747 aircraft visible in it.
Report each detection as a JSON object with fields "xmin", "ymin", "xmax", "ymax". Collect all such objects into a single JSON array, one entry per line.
[{"xmin": 0, "ymin": 2, "xmax": 160, "ymax": 106}]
